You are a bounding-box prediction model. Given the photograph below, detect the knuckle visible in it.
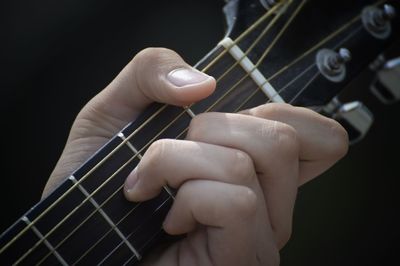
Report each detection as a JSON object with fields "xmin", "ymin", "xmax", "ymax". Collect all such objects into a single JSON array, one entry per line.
[
  {"xmin": 131, "ymin": 48, "xmax": 186, "ymax": 101},
  {"xmin": 132, "ymin": 47, "xmax": 179, "ymax": 68},
  {"xmin": 231, "ymin": 187, "xmax": 258, "ymax": 218},
  {"xmin": 175, "ymin": 180, "xmax": 196, "ymax": 202},
  {"xmin": 268, "ymin": 122, "xmax": 299, "ymax": 158},
  {"xmin": 229, "ymin": 151, "xmax": 255, "ymax": 184},
  {"xmin": 256, "ymin": 103, "xmax": 292, "ymax": 119},
  {"xmin": 145, "ymin": 139, "xmax": 172, "ymax": 162}
]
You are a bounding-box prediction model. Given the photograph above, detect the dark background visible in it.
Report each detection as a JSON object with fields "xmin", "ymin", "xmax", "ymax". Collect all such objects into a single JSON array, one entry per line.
[{"xmin": 1, "ymin": 0, "xmax": 399, "ymax": 265}]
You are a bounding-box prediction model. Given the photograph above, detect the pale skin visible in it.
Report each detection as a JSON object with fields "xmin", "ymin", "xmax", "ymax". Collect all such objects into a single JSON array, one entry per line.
[{"xmin": 43, "ymin": 48, "xmax": 349, "ymax": 265}]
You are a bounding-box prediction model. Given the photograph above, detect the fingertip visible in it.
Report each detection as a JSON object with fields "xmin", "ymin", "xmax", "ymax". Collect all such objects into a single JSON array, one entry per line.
[
  {"xmin": 124, "ymin": 168, "xmax": 142, "ymax": 202},
  {"xmin": 166, "ymin": 68, "xmax": 216, "ymax": 105}
]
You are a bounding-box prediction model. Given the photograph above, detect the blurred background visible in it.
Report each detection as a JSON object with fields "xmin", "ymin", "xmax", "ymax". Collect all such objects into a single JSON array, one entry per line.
[{"xmin": 1, "ymin": 0, "xmax": 399, "ymax": 265}]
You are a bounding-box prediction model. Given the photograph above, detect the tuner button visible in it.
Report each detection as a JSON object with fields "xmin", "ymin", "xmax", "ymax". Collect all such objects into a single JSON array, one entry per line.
[
  {"xmin": 362, "ymin": 4, "xmax": 395, "ymax": 39},
  {"xmin": 324, "ymin": 97, "xmax": 374, "ymax": 144},
  {"xmin": 316, "ymin": 48, "xmax": 351, "ymax": 83},
  {"xmin": 371, "ymin": 57, "xmax": 400, "ymax": 104},
  {"xmin": 328, "ymin": 48, "xmax": 352, "ymax": 70}
]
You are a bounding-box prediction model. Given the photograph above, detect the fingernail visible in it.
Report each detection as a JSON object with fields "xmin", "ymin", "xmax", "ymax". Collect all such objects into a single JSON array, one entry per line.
[
  {"xmin": 125, "ymin": 167, "xmax": 138, "ymax": 193},
  {"xmin": 167, "ymin": 68, "xmax": 211, "ymax": 87}
]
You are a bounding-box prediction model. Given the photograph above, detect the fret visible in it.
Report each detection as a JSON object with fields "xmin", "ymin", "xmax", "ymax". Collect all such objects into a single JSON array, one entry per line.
[
  {"xmin": 80, "ymin": 138, "xmax": 137, "ymax": 196},
  {"xmin": 122, "ymin": 103, "xmax": 194, "ymax": 152},
  {"xmin": 122, "ymin": 104, "xmax": 187, "ymax": 152},
  {"xmin": 48, "ymin": 210, "xmax": 121, "ymax": 264},
  {"xmin": 117, "ymin": 132, "xmax": 143, "ymax": 159},
  {"xmin": 96, "ymin": 190, "xmax": 172, "ymax": 265},
  {"xmin": 117, "ymin": 130, "xmax": 172, "ymax": 198},
  {"xmin": 130, "ymin": 196, "xmax": 173, "ymax": 253},
  {"xmin": 69, "ymin": 175, "xmax": 142, "ymax": 261},
  {"xmin": 77, "ymin": 230, "xmax": 139, "ymax": 265},
  {"xmin": 116, "ymin": 189, "xmax": 171, "ymax": 237},
  {"xmin": 97, "ymin": 241, "xmax": 139, "ymax": 266},
  {"xmin": 21, "ymin": 217, "xmax": 68, "ymax": 266},
  {"xmin": 0, "ymin": 220, "xmax": 59, "ymax": 265},
  {"xmin": 220, "ymin": 37, "xmax": 285, "ymax": 103},
  {"xmin": 73, "ymin": 190, "xmax": 171, "ymax": 264}
]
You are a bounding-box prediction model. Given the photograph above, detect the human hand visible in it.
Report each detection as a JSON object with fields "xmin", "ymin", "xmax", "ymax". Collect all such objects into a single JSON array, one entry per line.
[{"xmin": 44, "ymin": 48, "xmax": 348, "ymax": 265}]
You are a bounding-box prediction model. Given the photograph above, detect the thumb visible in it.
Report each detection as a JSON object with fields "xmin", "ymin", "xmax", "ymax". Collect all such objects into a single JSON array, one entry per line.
[
  {"xmin": 76, "ymin": 47, "xmax": 216, "ymax": 134},
  {"xmin": 43, "ymin": 48, "xmax": 215, "ymax": 197}
]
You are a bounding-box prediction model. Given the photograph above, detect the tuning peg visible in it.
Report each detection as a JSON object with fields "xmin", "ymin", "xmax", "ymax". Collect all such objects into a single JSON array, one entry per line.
[
  {"xmin": 316, "ymin": 48, "xmax": 351, "ymax": 83},
  {"xmin": 362, "ymin": 4, "xmax": 396, "ymax": 39},
  {"xmin": 370, "ymin": 57, "xmax": 400, "ymax": 104},
  {"xmin": 323, "ymin": 97, "xmax": 374, "ymax": 144}
]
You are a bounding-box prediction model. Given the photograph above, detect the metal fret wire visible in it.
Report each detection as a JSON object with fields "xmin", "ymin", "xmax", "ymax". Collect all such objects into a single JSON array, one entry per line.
[
  {"xmin": 5, "ymin": 0, "xmax": 386, "ymax": 263},
  {"xmin": 96, "ymin": 198, "xmax": 171, "ymax": 266},
  {"xmin": 4, "ymin": 0, "xmax": 289, "ymax": 262}
]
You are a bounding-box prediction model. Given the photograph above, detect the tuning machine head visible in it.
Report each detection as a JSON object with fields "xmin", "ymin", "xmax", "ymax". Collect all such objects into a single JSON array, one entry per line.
[
  {"xmin": 324, "ymin": 97, "xmax": 374, "ymax": 144},
  {"xmin": 316, "ymin": 48, "xmax": 351, "ymax": 83},
  {"xmin": 370, "ymin": 56, "xmax": 400, "ymax": 104},
  {"xmin": 362, "ymin": 4, "xmax": 396, "ymax": 39}
]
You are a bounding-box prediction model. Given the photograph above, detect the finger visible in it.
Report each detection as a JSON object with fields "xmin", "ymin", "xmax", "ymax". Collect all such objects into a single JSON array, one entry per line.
[
  {"xmin": 75, "ymin": 48, "xmax": 216, "ymax": 136},
  {"xmin": 186, "ymin": 112, "xmax": 299, "ymax": 247},
  {"xmin": 163, "ymin": 180, "xmax": 279, "ymax": 266},
  {"xmin": 240, "ymin": 103, "xmax": 349, "ymax": 184},
  {"xmin": 123, "ymin": 139, "xmax": 256, "ymax": 202}
]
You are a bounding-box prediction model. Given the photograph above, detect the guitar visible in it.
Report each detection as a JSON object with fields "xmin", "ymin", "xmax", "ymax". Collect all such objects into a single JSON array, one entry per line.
[{"xmin": 1, "ymin": 0, "xmax": 399, "ymax": 264}]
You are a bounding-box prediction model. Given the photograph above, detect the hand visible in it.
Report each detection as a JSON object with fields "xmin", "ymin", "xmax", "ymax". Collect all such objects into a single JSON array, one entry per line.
[{"xmin": 44, "ymin": 48, "xmax": 348, "ymax": 265}]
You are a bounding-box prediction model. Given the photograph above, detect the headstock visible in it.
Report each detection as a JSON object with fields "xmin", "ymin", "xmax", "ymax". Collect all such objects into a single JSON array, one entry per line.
[{"xmin": 221, "ymin": 0, "xmax": 399, "ymax": 143}]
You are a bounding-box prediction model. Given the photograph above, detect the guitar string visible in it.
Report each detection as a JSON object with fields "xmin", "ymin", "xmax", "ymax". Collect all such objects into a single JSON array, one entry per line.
[
  {"xmin": 0, "ymin": 0, "xmax": 287, "ymax": 258},
  {"xmin": 7, "ymin": 0, "xmax": 384, "ymax": 262},
  {"xmin": 32, "ymin": 2, "xmax": 293, "ymax": 264}
]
